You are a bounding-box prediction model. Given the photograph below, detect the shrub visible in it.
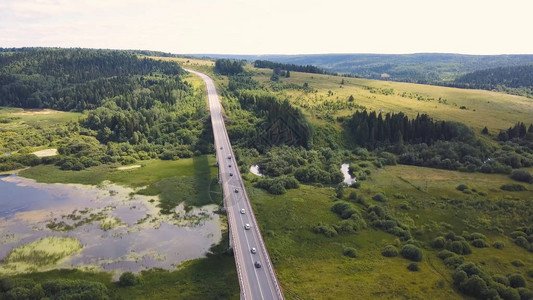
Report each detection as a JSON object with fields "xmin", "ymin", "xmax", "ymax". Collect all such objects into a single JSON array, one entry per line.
[
  {"xmin": 501, "ymin": 184, "xmax": 527, "ymax": 191},
  {"xmin": 268, "ymin": 182, "xmax": 286, "ymax": 195},
  {"xmin": 407, "ymin": 263, "xmax": 419, "ymax": 271},
  {"xmin": 493, "ymin": 241, "xmax": 505, "ymax": 249},
  {"xmin": 432, "ymin": 236, "xmax": 446, "ymax": 249},
  {"xmin": 351, "ymin": 181, "xmax": 361, "ymax": 189},
  {"xmin": 372, "ymin": 193, "xmax": 388, "ymax": 203},
  {"xmin": 444, "ymin": 255, "xmax": 465, "ymax": 269},
  {"xmin": 456, "ymin": 184, "xmax": 469, "ymax": 191},
  {"xmin": 313, "ymin": 223, "xmax": 338, "ymax": 237},
  {"xmin": 493, "ymin": 274, "xmax": 510, "ymax": 286},
  {"xmin": 348, "ymin": 191, "xmax": 357, "ymax": 200},
  {"xmin": 471, "ymin": 239, "xmax": 489, "ymax": 248},
  {"xmin": 382, "ymin": 245, "xmax": 399, "ymax": 257},
  {"xmin": 401, "ymin": 244, "xmax": 423, "ymax": 262},
  {"xmin": 517, "ymin": 288, "xmax": 533, "ymax": 300},
  {"xmin": 449, "ymin": 240, "xmax": 472, "ymax": 255},
  {"xmin": 343, "ymin": 247, "xmax": 357, "ymax": 258},
  {"xmin": 119, "ymin": 271, "xmax": 136, "ymax": 286},
  {"xmin": 511, "ymin": 260, "xmax": 525, "ymax": 267},
  {"xmin": 508, "ymin": 274, "xmax": 526, "ymax": 288},
  {"xmin": 511, "ymin": 170, "xmax": 533, "ymax": 183},
  {"xmin": 515, "ymin": 236, "xmax": 530, "ymax": 249},
  {"xmin": 527, "ymin": 270, "xmax": 533, "ymax": 278},
  {"xmin": 331, "ymin": 202, "xmax": 358, "ymax": 219}
]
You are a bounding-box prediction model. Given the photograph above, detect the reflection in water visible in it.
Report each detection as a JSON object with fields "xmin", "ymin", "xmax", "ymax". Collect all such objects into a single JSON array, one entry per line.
[
  {"xmin": 340, "ymin": 163, "xmax": 356, "ymax": 185},
  {"xmin": 0, "ymin": 175, "xmax": 222, "ymax": 275},
  {"xmin": 249, "ymin": 164, "xmax": 263, "ymax": 176}
]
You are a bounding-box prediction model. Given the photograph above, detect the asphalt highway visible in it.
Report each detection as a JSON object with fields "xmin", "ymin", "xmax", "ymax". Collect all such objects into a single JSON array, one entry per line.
[{"xmin": 186, "ymin": 69, "xmax": 284, "ymax": 300}]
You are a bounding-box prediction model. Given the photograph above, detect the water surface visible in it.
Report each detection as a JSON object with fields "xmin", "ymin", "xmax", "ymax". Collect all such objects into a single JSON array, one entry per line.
[
  {"xmin": 340, "ymin": 163, "xmax": 356, "ymax": 185},
  {"xmin": 0, "ymin": 175, "xmax": 222, "ymax": 275}
]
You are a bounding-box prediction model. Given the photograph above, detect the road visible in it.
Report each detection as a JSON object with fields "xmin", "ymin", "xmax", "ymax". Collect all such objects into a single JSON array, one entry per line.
[{"xmin": 186, "ymin": 69, "xmax": 284, "ymax": 300}]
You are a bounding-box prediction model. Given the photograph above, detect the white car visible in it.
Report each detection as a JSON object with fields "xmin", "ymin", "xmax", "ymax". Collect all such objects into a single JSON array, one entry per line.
[
  {"xmin": 240, "ymin": 208, "xmax": 245, "ymax": 214},
  {"xmin": 244, "ymin": 223, "xmax": 251, "ymax": 230},
  {"xmin": 251, "ymin": 247, "xmax": 257, "ymax": 254}
]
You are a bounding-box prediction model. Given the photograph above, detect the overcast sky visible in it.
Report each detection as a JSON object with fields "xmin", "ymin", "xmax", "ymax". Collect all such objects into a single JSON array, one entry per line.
[{"xmin": 1, "ymin": 0, "xmax": 532, "ymax": 55}]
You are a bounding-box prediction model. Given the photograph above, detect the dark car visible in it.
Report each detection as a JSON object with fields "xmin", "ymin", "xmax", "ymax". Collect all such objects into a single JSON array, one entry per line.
[{"xmin": 254, "ymin": 261, "xmax": 262, "ymax": 268}]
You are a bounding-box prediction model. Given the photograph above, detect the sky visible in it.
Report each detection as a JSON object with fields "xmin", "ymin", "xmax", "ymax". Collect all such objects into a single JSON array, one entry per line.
[{"xmin": 1, "ymin": 0, "xmax": 533, "ymax": 55}]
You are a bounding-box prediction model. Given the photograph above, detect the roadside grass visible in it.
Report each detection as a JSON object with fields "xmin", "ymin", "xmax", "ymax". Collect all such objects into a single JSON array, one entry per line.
[
  {"xmin": 251, "ymin": 69, "xmax": 533, "ymax": 132},
  {"xmin": 248, "ymin": 183, "xmax": 460, "ymax": 299},
  {"xmin": 247, "ymin": 162, "xmax": 533, "ymax": 299}
]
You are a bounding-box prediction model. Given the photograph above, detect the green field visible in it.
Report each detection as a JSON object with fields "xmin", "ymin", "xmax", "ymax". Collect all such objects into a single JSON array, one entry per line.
[{"xmin": 248, "ymin": 163, "xmax": 533, "ymax": 299}]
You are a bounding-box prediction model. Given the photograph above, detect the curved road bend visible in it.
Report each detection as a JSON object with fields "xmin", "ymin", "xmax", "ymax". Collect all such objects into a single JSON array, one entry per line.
[{"xmin": 186, "ymin": 69, "xmax": 284, "ymax": 300}]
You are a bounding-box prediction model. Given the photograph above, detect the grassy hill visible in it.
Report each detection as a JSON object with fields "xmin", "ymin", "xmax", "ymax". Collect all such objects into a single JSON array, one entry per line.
[{"xmin": 192, "ymin": 53, "xmax": 533, "ymax": 84}]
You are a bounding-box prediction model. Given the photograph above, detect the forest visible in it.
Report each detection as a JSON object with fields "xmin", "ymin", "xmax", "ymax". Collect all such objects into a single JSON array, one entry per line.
[
  {"xmin": 254, "ymin": 60, "xmax": 326, "ymax": 74},
  {"xmin": 0, "ymin": 48, "xmax": 212, "ymax": 172},
  {"xmin": 453, "ymin": 64, "xmax": 533, "ymax": 96}
]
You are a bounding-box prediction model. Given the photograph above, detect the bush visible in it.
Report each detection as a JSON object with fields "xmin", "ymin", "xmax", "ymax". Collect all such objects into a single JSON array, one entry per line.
[
  {"xmin": 511, "ymin": 170, "xmax": 533, "ymax": 183},
  {"xmin": 331, "ymin": 202, "xmax": 358, "ymax": 219},
  {"xmin": 493, "ymin": 241, "xmax": 505, "ymax": 249},
  {"xmin": 432, "ymin": 236, "xmax": 446, "ymax": 249},
  {"xmin": 508, "ymin": 274, "xmax": 526, "ymax": 288},
  {"xmin": 471, "ymin": 239, "xmax": 489, "ymax": 248},
  {"xmin": 515, "ymin": 236, "xmax": 530, "ymax": 249},
  {"xmin": 119, "ymin": 271, "xmax": 136, "ymax": 287},
  {"xmin": 511, "ymin": 260, "xmax": 525, "ymax": 267},
  {"xmin": 343, "ymin": 247, "xmax": 357, "ymax": 258},
  {"xmin": 517, "ymin": 288, "xmax": 533, "ymax": 300},
  {"xmin": 456, "ymin": 184, "xmax": 469, "ymax": 191},
  {"xmin": 493, "ymin": 274, "xmax": 510, "ymax": 286},
  {"xmin": 313, "ymin": 223, "xmax": 338, "ymax": 237},
  {"xmin": 348, "ymin": 191, "xmax": 357, "ymax": 200},
  {"xmin": 372, "ymin": 193, "xmax": 388, "ymax": 203},
  {"xmin": 382, "ymin": 245, "xmax": 399, "ymax": 257},
  {"xmin": 407, "ymin": 262, "xmax": 419, "ymax": 271},
  {"xmin": 501, "ymin": 184, "xmax": 527, "ymax": 191},
  {"xmin": 401, "ymin": 244, "xmax": 423, "ymax": 262},
  {"xmin": 351, "ymin": 181, "xmax": 361, "ymax": 188},
  {"xmin": 449, "ymin": 240, "xmax": 472, "ymax": 255}
]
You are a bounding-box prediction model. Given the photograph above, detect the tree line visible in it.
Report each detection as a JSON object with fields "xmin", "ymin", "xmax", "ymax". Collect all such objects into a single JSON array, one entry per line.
[{"xmin": 254, "ymin": 60, "xmax": 326, "ymax": 74}]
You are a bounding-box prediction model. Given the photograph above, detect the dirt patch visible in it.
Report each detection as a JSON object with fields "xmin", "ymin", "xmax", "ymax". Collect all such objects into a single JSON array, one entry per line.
[
  {"xmin": 32, "ymin": 148, "xmax": 58, "ymax": 157},
  {"xmin": 117, "ymin": 164, "xmax": 142, "ymax": 170},
  {"xmin": 12, "ymin": 109, "xmax": 63, "ymax": 116}
]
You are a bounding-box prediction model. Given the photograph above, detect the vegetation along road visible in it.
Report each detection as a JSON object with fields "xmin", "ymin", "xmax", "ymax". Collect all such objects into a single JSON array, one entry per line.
[{"xmin": 187, "ymin": 69, "xmax": 284, "ymax": 300}]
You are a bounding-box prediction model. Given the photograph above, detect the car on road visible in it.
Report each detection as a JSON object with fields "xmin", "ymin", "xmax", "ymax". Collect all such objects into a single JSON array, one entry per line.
[
  {"xmin": 244, "ymin": 224, "xmax": 251, "ymax": 230},
  {"xmin": 254, "ymin": 261, "xmax": 262, "ymax": 268},
  {"xmin": 230, "ymin": 173, "xmax": 233, "ymax": 176},
  {"xmin": 228, "ymin": 164, "xmax": 232, "ymax": 168},
  {"xmin": 240, "ymin": 208, "xmax": 245, "ymax": 214},
  {"xmin": 227, "ymin": 155, "xmax": 231, "ymax": 159},
  {"xmin": 234, "ymin": 189, "xmax": 239, "ymax": 193},
  {"xmin": 220, "ymin": 146, "xmax": 223, "ymax": 150},
  {"xmin": 251, "ymin": 247, "xmax": 257, "ymax": 254}
]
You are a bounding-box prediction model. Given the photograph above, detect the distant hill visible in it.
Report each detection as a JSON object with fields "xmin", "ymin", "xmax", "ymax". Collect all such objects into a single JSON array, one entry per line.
[
  {"xmin": 453, "ymin": 64, "xmax": 533, "ymax": 96},
  {"xmin": 192, "ymin": 53, "xmax": 533, "ymax": 84}
]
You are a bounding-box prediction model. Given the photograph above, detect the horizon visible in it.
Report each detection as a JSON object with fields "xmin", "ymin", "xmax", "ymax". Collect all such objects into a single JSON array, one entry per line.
[
  {"xmin": 3, "ymin": 46, "xmax": 533, "ymax": 57},
  {"xmin": 2, "ymin": 0, "xmax": 533, "ymax": 55}
]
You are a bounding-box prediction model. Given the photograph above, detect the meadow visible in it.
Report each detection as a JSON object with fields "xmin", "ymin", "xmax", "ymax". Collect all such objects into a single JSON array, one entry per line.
[{"xmin": 251, "ymin": 69, "xmax": 533, "ymax": 132}]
